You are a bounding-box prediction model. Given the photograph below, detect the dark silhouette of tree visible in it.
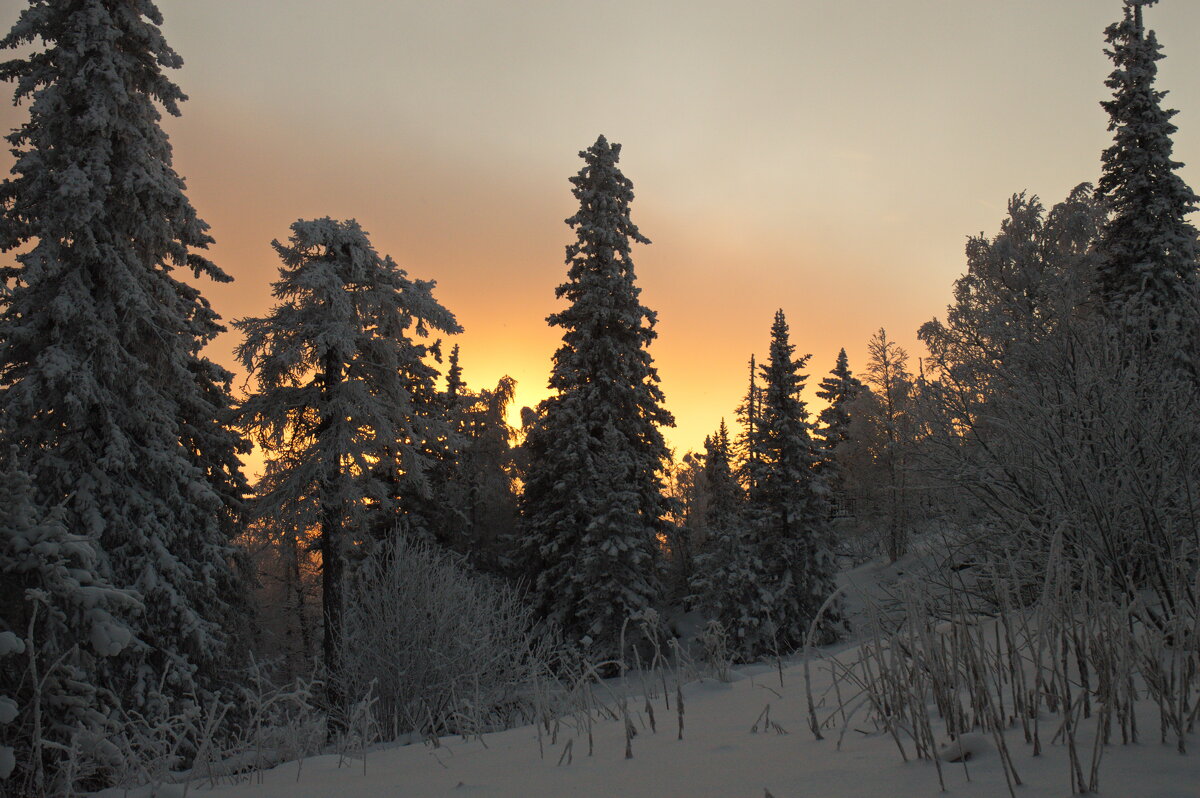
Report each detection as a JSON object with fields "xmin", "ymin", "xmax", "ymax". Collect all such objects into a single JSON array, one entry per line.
[
  {"xmin": 519, "ymin": 136, "xmax": 674, "ymax": 661},
  {"xmin": 237, "ymin": 218, "xmax": 459, "ymax": 719}
]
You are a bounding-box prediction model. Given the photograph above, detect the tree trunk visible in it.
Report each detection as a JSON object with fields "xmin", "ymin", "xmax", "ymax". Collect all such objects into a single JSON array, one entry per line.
[{"xmin": 319, "ymin": 350, "xmax": 346, "ymax": 735}]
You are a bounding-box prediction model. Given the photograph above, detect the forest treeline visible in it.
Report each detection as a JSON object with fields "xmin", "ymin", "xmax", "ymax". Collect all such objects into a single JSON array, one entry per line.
[{"xmin": 1, "ymin": 1, "xmax": 1198, "ymax": 794}]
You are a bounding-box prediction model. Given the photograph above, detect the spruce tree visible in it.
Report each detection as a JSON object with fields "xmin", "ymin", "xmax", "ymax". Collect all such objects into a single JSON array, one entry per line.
[
  {"xmin": 520, "ymin": 136, "xmax": 674, "ymax": 661},
  {"xmin": 815, "ymin": 348, "xmax": 865, "ymax": 504},
  {"xmin": 425, "ymin": 343, "xmax": 471, "ymax": 554},
  {"xmin": 0, "ymin": 462, "xmax": 136, "ymax": 793},
  {"xmin": 750, "ymin": 311, "xmax": 840, "ymax": 649},
  {"xmin": 446, "ymin": 342, "xmax": 467, "ymax": 404},
  {"xmin": 0, "ymin": 0, "xmax": 250, "ymax": 719},
  {"xmin": 1095, "ymin": 0, "xmax": 1199, "ymax": 319},
  {"xmin": 734, "ymin": 354, "xmax": 767, "ymax": 495},
  {"xmin": 688, "ymin": 422, "xmax": 766, "ymax": 660},
  {"xmin": 236, "ymin": 218, "xmax": 460, "ymax": 711},
  {"xmin": 703, "ymin": 422, "xmax": 742, "ymax": 536}
]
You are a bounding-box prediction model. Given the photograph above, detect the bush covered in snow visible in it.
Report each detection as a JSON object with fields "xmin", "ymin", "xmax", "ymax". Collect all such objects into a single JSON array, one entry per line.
[{"xmin": 338, "ymin": 536, "xmax": 549, "ymax": 740}]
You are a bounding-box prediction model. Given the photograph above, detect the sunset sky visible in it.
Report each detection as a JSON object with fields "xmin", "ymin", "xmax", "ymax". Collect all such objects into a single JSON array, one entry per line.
[{"xmin": 3, "ymin": 0, "xmax": 1200, "ymax": 470}]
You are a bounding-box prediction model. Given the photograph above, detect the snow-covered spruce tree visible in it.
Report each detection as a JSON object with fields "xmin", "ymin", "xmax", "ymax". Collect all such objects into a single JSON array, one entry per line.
[
  {"xmin": 746, "ymin": 310, "xmax": 840, "ymax": 650},
  {"xmin": 733, "ymin": 354, "xmax": 767, "ymax": 495},
  {"xmin": 814, "ymin": 348, "xmax": 865, "ymax": 513},
  {"xmin": 688, "ymin": 422, "xmax": 767, "ymax": 660},
  {"xmin": 1095, "ymin": 0, "xmax": 1199, "ymax": 322},
  {"xmin": 236, "ymin": 218, "xmax": 460, "ymax": 715},
  {"xmin": 0, "ymin": 0, "xmax": 251, "ymax": 721},
  {"xmin": 0, "ymin": 461, "xmax": 137, "ymax": 794},
  {"xmin": 422, "ymin": 343, "xmax": 471, "ymax": 554},
  {"xmin": 702, "ymin": 421, "xmax": 742, "ymax": 536},
  {"xmin": 519, "ymin": 136, "xmax": 674, "ymax": 662}
]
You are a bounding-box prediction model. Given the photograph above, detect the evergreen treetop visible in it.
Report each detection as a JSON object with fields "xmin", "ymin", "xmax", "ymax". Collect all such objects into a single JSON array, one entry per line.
[
  {"xmin": 755, "ymin": 310, "xmax": 817, "ymax": 510},
  {"xmin": 520, "ymin": 135, "xmax": 673, "ymax": 660},
  {"xmin": 815, "ymin": 348, "xmax": 865, "ymax": 457},
  {"xmin": 1095, "ymin": 0, "xmax": 1199, "ymax": 317},
  {"xmin": 704, "ymin": 419, "xmax": 742, "ymax": 528},
  {"xmin": 548, "ymin": 135, "xmax": 669, "ymax": 423},
  {"xmin": 237, "ymin": 217, "xmax": 461, "ymax": 536},
  {"xmin": 237, "ymin": 217, "xmax": 460, "ymax": 717},
  {"xmin": 734, "ymin": 354, "xmax": 767, "ymax": 494}
]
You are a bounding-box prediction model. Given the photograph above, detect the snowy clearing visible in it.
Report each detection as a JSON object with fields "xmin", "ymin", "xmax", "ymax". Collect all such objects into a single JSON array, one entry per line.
[{"xmin": 96, "ymin": 645, "xmax": 1200, "ymax": 798}]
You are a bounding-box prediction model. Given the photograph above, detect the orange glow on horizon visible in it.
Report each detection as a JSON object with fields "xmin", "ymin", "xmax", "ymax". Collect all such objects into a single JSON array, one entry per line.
[{"xmin": 3, "ymin": 1, "xmax": 1199, "ymax": 477}]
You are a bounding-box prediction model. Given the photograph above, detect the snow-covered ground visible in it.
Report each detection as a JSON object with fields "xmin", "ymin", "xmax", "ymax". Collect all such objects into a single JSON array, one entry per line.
[
  {"xmin": 103, "ymin": 653, "xmax": 1198, "ymax": 798},
  {"xmin": 98, "ymin": 551, "xmax": 1200, "ymax": 798}
]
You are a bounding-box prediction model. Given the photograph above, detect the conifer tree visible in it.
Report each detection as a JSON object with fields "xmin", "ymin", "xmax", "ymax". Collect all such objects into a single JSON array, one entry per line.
[
  {"xmin": 703, "ymin": 421, "xmax": 742, "ymax": 533},
  {"xmin": 0, "ymin": 0, "xmax": 250, "ymax": 720},
  {"xmin": 750, "ymin": 310, "xmax": 841, "ymax": 648},
  {"xmin": 734, "ymin": 354, "xmax": 767, "ymax": 494},
  {"xmin": 815, "ymin": 348, "xmax": 866, "ymax": 508},
  {"xmin": 520, "ymin": 136, "xmax": 674, "ymax": 660},
  {"xmin": 1095, "ymin": 0, "xmax": 1199, "ymax": 319},
  {"xmin": 446, "ymin": 342, "xmax": 467, "ymax": 404},
  {"xmin": 425, "ymin": 343, "xmax": 471, "ymax": 554},
  {"xmin": 0, "ymin": 462, "xmax": 136, "ymax": 793},
  {"xmin": 236, "ymin": 218, "xmax": 460, "ymax": 710},
  {"xmin": 689, "ymin": 422, "xmax": 766, "ymax": 659}
]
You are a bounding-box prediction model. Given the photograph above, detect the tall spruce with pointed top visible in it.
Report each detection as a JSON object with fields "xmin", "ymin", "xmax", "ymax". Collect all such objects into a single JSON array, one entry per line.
[
  {"xmin": 236, "ymin": 218, "xmax": 460, "ymax": 712},
  {"xmin": 750, "ymin": 311, "xmax": 841, "ymax": 649},
  {"xmin": 815, "ymin": 348, "xmax": 865, "ymax": 521},
  {"xmin": 0, "ymin": 0, "xmax": 250, "ymax": 722},
  {"xmin": 1095, "ymin": 0, "xmax": 1199, "ymax": 319},
  {"xmin": 815, "ymin": 348, "xmax": 865, "ymax": 469},
  {"xmin": 520, "ymin": 136, "xmax": 674, "ymax": 660},
  {"xmin": 734, "ymin": 354, "xmax": 767, "ymax": 494}
]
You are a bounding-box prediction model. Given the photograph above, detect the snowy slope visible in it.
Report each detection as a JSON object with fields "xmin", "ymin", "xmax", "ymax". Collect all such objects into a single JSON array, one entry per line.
[
  {"xmin": 94, "ymin": 549, "xmax": 1200, "ymax": 798},
  {"xmin": 104, "ymin": 651, "xmax": 1199, "ymax": 798}
]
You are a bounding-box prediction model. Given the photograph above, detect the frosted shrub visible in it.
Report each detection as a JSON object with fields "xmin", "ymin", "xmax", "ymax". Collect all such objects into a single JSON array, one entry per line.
[
  {"xmin": 920, "ymin": 181, "xmax": 1200, "ymax": 627},
  {"xmin": 700, "ymin": 620, "xmax": 733, "ymax": 682},
  {"xmin": 339, "ymin": 537, "xmax": 542, "ymax": 740},
  {"xmin": 818, "ymin": 550, "xmax": 1200, "ymax": 796}
]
